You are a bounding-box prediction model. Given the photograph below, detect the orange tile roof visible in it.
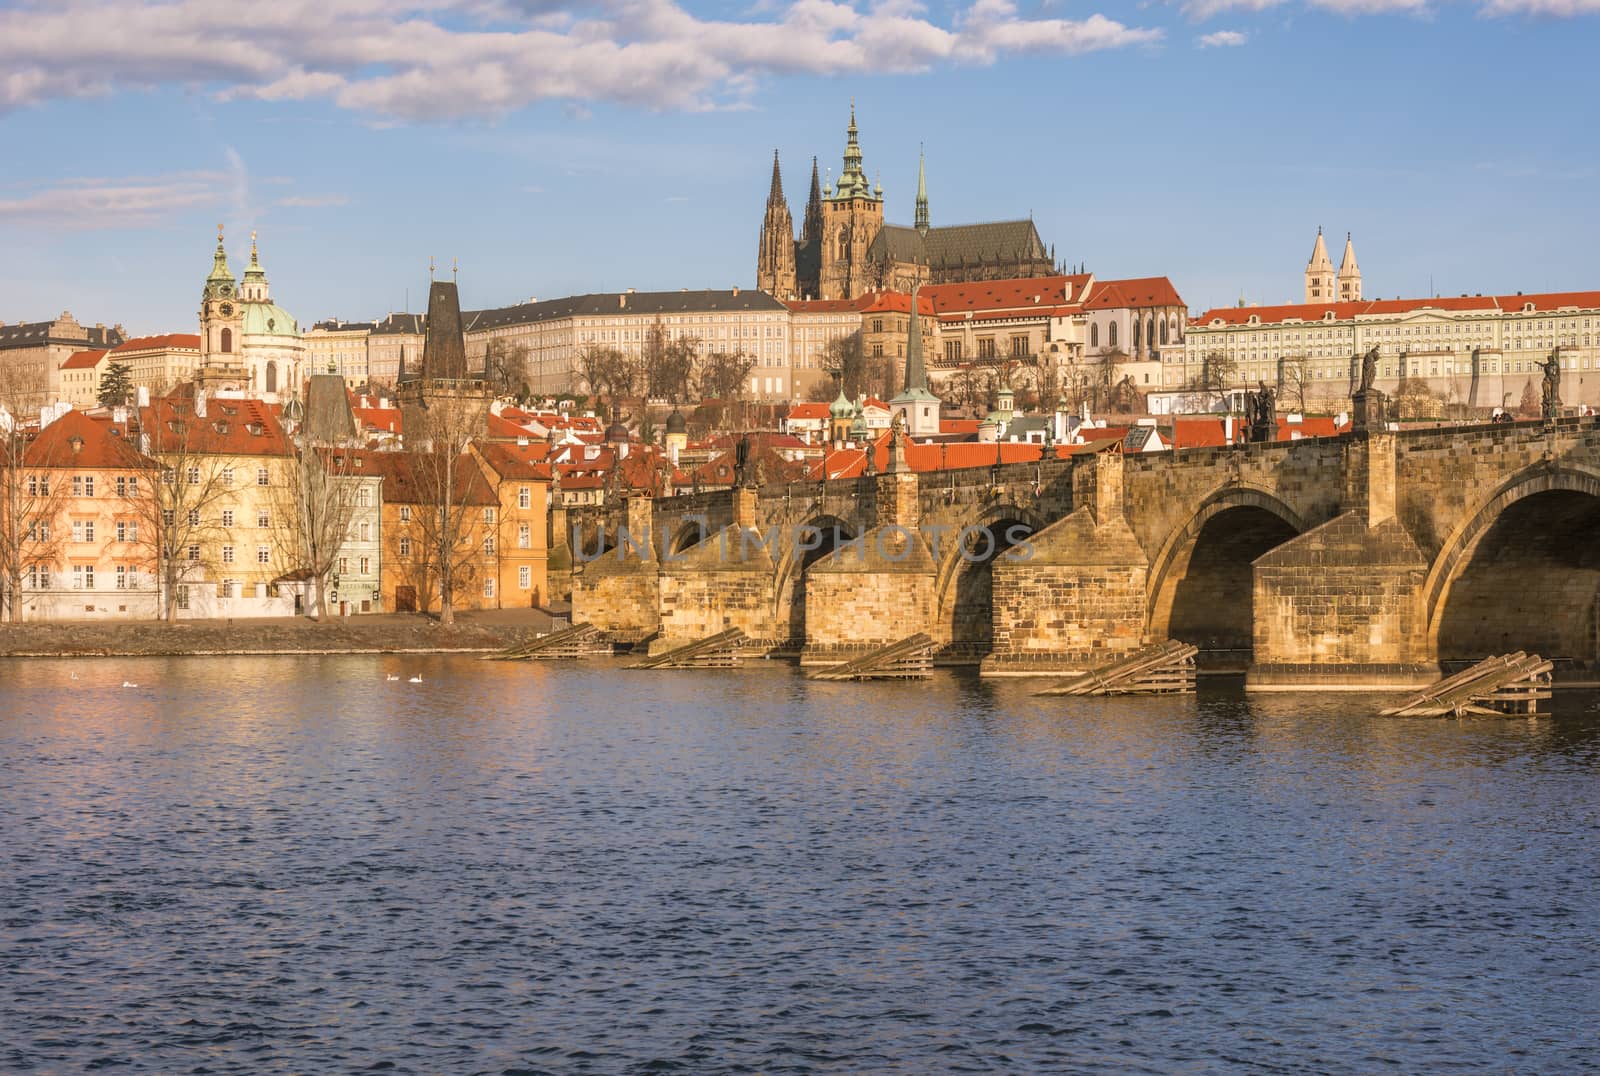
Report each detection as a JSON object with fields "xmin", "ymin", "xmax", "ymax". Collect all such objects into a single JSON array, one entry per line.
[
  {"xmin": 61, "ymin": 349, "xmax": 108, "ymax": 370},
  {"xmin": 785, "ymin": 402, "xmax": 831, "ymax": 421},
  {"xmin": 1193, "ymin": 289, "xmax": 1600, "ymax": 328},
  {"xmin": 354, "ymin": 407, "xmax": 402, "ymax": 434},
  {"xmin": 476, "ymin": 440, "xmax": 553, "ymax": 481},
  {"xmin": 1192, "ymin": 300, "xmax": 1370, "ymax": 326},
  {"xmin": 140, "ymin": 395, "xmax": 293, "ymax": 457},
  {"xmin": 1082, "ymin": 276, "xmax": 1185, "ymax": 310},
  {"xmin": 858, "ymin": 290, "xmax": 937, "ymax": 316},
  {"xmin": 112, "ymin": 333, "xmax": 201, "ymax": 353},
  {"xmin": 1495, "ymin": 290, "xmax": 1600, "ymax": 312},
  {"xmin": 24, "ymin": 409, "xmax": 152, "ymax": 469},
  {"xmin": 923, "ymin": 274, "xmax": 1090, "ymax": 319}
]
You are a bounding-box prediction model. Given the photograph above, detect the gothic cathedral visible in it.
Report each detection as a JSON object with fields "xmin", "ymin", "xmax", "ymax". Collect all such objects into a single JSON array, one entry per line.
[{"xmin": 757, "ymin": 105, "xmax": 1059, "ymax": 302}]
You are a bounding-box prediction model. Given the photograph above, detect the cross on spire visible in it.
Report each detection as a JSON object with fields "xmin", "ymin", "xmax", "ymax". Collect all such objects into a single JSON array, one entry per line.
[
  {"xmin": 429, "ymin": 255, "xmax": 435, "ymax": 280},
  {"xmin": 452, "ymin": 257, "xmax": 459, "ymax": 282}
]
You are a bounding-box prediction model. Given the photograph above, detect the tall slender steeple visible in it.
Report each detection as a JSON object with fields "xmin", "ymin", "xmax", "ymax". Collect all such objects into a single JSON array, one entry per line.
[
  {"xmin": 914, "ymin": 146, "xmax": 930, "ymax": 236},
  {"xmin": 889, "ymin": 282, "xmax": 940, "ymax": 437},
  {"xmin": 831, "ymin": 101, "xmax": 876, "ymax": 202},
  {"xmin": 756, "ymin": 149, "xmax": 798, "ymax": 299},
  {"xmin": 1305, "ymin": 226, "xmax": 1335, "ymax": 303},
  {"xmin": 1337, "ymin": 231, "xmax": 1362, "ymax": 302},
  {"xmin": 802, "ymin": 156, "xmax": 823, "ymax": 243}
]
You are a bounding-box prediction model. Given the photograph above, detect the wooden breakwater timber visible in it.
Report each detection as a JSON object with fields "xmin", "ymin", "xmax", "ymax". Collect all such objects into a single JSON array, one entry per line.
[
  {"xmin": 807, "ymin": 633, "xmax": 937, "ymax": 681},
  {"xmin": 1380, "ymin": 652, "xmax": 1552, "ymax": 717},
  {"xmin": 1034, "ymin": 641, "xmax": 1198, "ymax": 697},
  {"xmin": 486, "ymin": 622, "xmax": 610, "ymax": 660},
  {"xmin": 629, "ymin": 629, "xmax": 747, "ymax": 670}
]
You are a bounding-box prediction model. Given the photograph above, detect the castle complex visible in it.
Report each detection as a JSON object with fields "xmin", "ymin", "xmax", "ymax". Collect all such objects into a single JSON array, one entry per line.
[{"xmin": 757, "ymin": 106, "xmax": 1057, "ymax": 302}]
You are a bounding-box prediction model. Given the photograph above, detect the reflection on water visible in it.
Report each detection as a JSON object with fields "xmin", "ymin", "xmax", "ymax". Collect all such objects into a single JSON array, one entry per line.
[{"xmin": 2, "ymin": 656, "xmax": 1598, "ymax": 1073}]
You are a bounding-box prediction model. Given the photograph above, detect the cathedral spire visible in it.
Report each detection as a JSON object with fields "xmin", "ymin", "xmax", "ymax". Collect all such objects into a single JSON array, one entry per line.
[
  {"xmin": 904, "ymin": 280, "xmax": 926, "ymax": 393},
  {"xmin": 832, "ymin": 101, "xmax": 875, "ymax": 201},
  {"xmin": 767, "ymin": 149, "xmax": 785, "ymax": 205},
  {"xmin": 914, "ymin": 145, "xmax": 930, "ymax": 236},
  {"xmin": 803, "ymin": 156, "xmax": 823, "ymax": 243},
  {"xmin": 1337, "ymin": 231, "xmax": 1362, "ymax": 301}
]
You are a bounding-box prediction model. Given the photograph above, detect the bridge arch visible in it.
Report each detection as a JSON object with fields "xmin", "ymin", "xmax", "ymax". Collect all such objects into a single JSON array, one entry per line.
[
  {"xmin": 773, "ymin": 514, "xmax": 861, "ymax": 644},
  {"xmin": 668, "ymin": 518, "xmax": 710, "ymax": 555},
  {"xmin": 1425, "ymin": 465, "xmax": 1600, "ymax": 667},
  {"xmin": 1146, "ymin": 485, "xmax": 1307, "ymax": 663},
  {"xmin": 933, "ymin": 503, "xmax": 1049, "ymax": 657}
]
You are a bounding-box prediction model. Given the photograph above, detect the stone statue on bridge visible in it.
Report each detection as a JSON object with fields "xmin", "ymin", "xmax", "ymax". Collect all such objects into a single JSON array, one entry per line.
[
  {"xmin": 734, "ymin": 435, "xmax": 753, "ymax": 488},
  {"xmin": 1541, "ymin": 350, "xmax": 1562, "ymax": 421},
  {"xmin": 1245, "ymin": 380, "xmax": 1276, "ymax": 443},
  {"xmin": 1359, "ymin": 345, "xmax": 1380, "ymax": 394}
]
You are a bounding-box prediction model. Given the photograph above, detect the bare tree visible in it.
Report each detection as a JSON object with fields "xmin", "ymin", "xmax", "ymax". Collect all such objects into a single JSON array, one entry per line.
[
  {"xmin": 270, "ymin": 447, "xmax": 361, "ymax": 619},
  {"xmin": 1279, "ymin": 357, "xmax": 1309, "ymax": 413},
  {"xmin": 822, "ymin": 331, "xmax": 866, "ymax": 399},
  {"xmin": 407, "ymin": 395, "xmax": 492, "ymax": 625},
  {"xmin": 643, "ymin": 326, "xmax": 699, "ymax": 402},
  {"xmin": 483, "ymin": 339, "xmax": 531, "ymax": 400},
  {"xmin": 125, "ymin": 403, "xmax": 236, "ymax": 622},
  {"xmin": 577, "ymin": 344, "xmax": 628, "ymax": 400},
  {"xmin": 0, "ymin": 367, "xmax": 69, "ymax": 621}
]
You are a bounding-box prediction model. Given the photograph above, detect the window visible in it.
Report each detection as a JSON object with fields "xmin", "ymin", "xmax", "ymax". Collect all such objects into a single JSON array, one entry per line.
[
  {"xmin": 222, "ymin": 510, "xmax": 234, "ymax": 527},
  {"xmin": 944, "ymin": 340, "xmax": 963, "ymax": 363},
  {"xmin": 162, "ymin": 509, "xmax": 175, "ymax": 527},
  {"xmin": 115, "ymin": 566, "xmax": 127, "ymax": 590},
  {"xmin": 257, "ymin": 511, "xmax": 270, "ymax": 529},
  {"xmin": 220, "ymin": 327, "xmax": 232, "ymax": 353},
  {"xmin": 72, "ymin": 476, "xmax": 84, "ymax": 496},
  {"xmin": 1108, "ymin": 322, "xmax": 1119, "ymax": 348},
  {"xmin": 977, "ymin": 337, "xmax": 996, "ymax": 359},
  {"xmin": 519, "ymin": 565, "xmax": 531, "ymax": 589},
  {"xmin": 399, "ymin": 536, "xmax": 412, "ymax": 556},
  {"xmin": 339, "ymin": 557, "xmax": 349, "ymax": 575},
  {"xmin": 399, "ymin": 506, "xmax": 412, "ymax": 523},
  {"xmin": 187, "ymin": 466, "xmax": 201, "ymax": 485},
  {"xmin": 359, "ymin": 522, "xmax": 371, "ymax": 542},
  {"xmin": 483, "ymin": 535, "xmax": 495, "ymax": 554},
  {"xmin": 359, "ymin": 556, "xmax": 370, "ymax": 575},
  {"xmin": 518, "ymin": 486, "xmax": 531, "ymax": 509},
  {"xmin": 1090, "ymin": 324, "xmax": 1099, "ymax": 349},
  {"xmin": 872, "ymin": 318, "xmax": 883, "ymax": 334},
  {"xmin": 72, "ymin": 565, "xmax": 94, "ymax": 589},
  {"xmin": 177, "ymin": 585, "xmax": 190, "ymax": 610},
  {"xmin": 188, "ymin": 510, "xmax": 200, "ymax": 527},
  {"xmin": 357, "ymin": 487, "xmax": 371, "ymax": 507},
  {"xmin": 257, "ymin": 468, "xmax": 269, "ymax": 486},
  {"xmin": 483, "ymin": 507, "xmax": 496, "ymax": 524},
  {"xmin": 72, "ymin": 520, "xmax": 87, "ymax": 542},
  {"xmin": 257, "ymin": 545, "xmax": 270, "ymax": 564},
  {"xmin": 187, "ymin": 544, "xmax": 201, "ymax": 561},
  {"xmin": 1010, "ymin": 335, "xmax": 1028, "ymax": 358},
  {"xmin": 222, "ymin": 468, "xmax": 234, "ymax": 485},
  {"xmin": 518, "ymin": 523, "xmax": 531, "ymax": 549},
  {"xmin": 483, "ymin": 577, "xmax": 495, "ymax": 598}
]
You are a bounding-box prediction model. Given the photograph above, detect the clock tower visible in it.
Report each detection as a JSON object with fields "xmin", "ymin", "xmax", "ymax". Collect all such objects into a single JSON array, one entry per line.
[{"xmin": 199, "ymin": 225, "xmax": 245, "ymax": 373}]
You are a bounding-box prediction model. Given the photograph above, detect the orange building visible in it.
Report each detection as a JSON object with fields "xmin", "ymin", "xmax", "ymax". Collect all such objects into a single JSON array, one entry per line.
[
  {"xmin": 361, "ymin": 451, "xmax": 499, "ymax": 614},
  {"xmin": 471, "ymin": 440, "xmax": 552, "ymax": 608}
]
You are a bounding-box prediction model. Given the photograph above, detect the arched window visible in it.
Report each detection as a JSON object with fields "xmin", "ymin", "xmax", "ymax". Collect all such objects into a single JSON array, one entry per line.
[
  {"xmin": 266, "ymin": 361, "xmax": 278, "ymax": 395},
  {"xmin": 1146, "ymin": 318, "xmax": 1155, "ymax": 348},
  {"xmin": 1090, "ymin": 323, "xmax": 1100, "ymax": 349},
  {"xmin": 836, "ymin": 226, "xmax": 849, "ymax": 261},
  {"xmin": 220, "ymin": 327, "xmax": 232, "ymax": 354},
  {"xmin": 1108, "ymin": 321, "xmax": 1118, "ymax": 349},
  {"xmin": 1159, "ymin": 318, "xmax": 1169, "ymax": 345}
]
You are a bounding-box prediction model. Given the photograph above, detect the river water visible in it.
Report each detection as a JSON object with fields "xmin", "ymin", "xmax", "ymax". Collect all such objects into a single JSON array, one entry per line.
[{"xmin": 1, "ymin": 655, "xmax": 1597, "ymax": 1073}]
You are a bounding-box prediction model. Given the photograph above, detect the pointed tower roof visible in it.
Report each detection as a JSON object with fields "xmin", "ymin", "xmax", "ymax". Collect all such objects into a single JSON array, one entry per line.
[
  {"xmin": 914, "ymin": 145, "xmax": 930, "ymax": 236},
  {"xmin": 803, "ymin": 156, "xmax": 824, "ymax": 243},
  {"xmin": 831, "ymin": 101, "xmax": 877, "ymax": 202},
  {"xmin": 242, "ymin": 230, "xmax": 267, "ymax": 285},
  {"xmin": 891, "ymin": 281, "xmax": 939, "ymax": 412},
  {"xmin": 1307, "ymin": 226, "xmax": 1333, "ymax": 272},
  {"xmin": 420, "ymin": 279, "xmax": 468, "ymax": 380},
  {"xmin": 1338, "ymin": 231, "xmax": 1360, "ymax": 278},
  {"xmin": 767, "ymin": 149, "xmax": 785, "ymax": 205},
  {"xmin": 205, "ymin": 224, "xmax": 234, "ymax": 288}
]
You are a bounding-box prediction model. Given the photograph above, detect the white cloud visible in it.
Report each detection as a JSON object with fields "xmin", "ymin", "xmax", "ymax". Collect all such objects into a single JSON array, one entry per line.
[
  {"xmin": 0, "ymin": 0, "xmax": 1163, "ymax": 122},
  {"xmin": 1309, "ymin": 0, "xmax": 1427, "ymax": 13},
  {"xmin": 276, "ymin": 194, "xmax": 351, "ymax": 208},
  {"xmin": 0, "ymin": 172, "xmax": 229, "ymax": 228},
  {"xmin": 1198, "ymin": 29, "xmax": 1248, "ymax": 44},
  {"xmin": 1182, "ymin": 0, "xmax": 1283, "ymax": 21},
  {"xmin": 1479, "ymin": 0, "xmax": 1600, "ymax": 11}
]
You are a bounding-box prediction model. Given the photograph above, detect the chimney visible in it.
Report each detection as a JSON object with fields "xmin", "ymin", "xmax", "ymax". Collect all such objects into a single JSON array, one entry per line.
[
  {"xmin": 732, "ymin": 286, "xmax": 740, "ymax": 297},
  {"xmin": 619, "ymin": 294, "xmax": 627, "ymax": 309}
]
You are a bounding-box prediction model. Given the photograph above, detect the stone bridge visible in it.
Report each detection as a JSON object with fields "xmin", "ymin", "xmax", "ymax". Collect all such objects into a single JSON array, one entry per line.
[{"xmin": 571, "ymin": 417, "xmax": 1600, "ymax": 688}]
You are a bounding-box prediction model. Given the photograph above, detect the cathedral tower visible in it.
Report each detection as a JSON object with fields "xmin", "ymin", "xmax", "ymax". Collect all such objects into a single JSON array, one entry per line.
[
  {"xmin": 199, "ymin": 225, "xmax": 243, "ymax": 370},
  {"xmin": 914, "ymin": 147, "xmax": 930, "ymax": 237},
  {"xmin": 818, "ymin": 103, "xmax": 884, "ymax": 300},
  {"xmin": 755, "ymin": 150, "xmax": 798, "ymax": 299},
  {"xmin": 795, "ymin": 157, "xmax": 825, "ymax": 299},
  {"xmin": 1305, "ymin": 227, "xmax": 1335, "ymax": 303},
  {"xmin": 1337, "ymin": 232, "xmax": 1362, "ymax": 302}
]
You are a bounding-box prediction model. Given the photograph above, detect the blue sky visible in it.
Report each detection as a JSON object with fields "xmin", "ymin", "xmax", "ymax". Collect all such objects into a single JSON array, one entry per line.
[{"xmin": 1, "ymin": 0, "xmax": 1596, "ymax": 336}]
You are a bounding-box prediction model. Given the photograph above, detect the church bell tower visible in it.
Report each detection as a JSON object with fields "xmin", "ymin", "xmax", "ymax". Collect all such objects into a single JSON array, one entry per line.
[{"xmin": 199, "ymin": 225, "xmax": 245, "ymax": 376}]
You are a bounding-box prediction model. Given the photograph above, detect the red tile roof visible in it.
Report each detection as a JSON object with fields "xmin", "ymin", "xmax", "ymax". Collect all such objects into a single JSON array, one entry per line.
[
  {"xmin": 61, "ymin": 349, "xmax": 108, "ymax": 370},
  {"xmin": 1192, "ymin": 300, "xmax": 1370, "ymax": 326},
  {"xmin": 785, "ymin": 402, "xmax": 831, "ymax": 421},
  {"xmin": 140, "ymin": 395, "xmax": 293, "ymax": 457},
  {"xmin": 1082, "ymin": 276, "xmax": 1186, "ymax": 311},
  {"xmin": 475, "ymin": 440, "xmax": 553, "ymax": 481},
  {"xmin": 1495, "ymin": 291, "xmax": 1600, "ymax": 312},
  {"xmin": 859, "ymin": 290, "xmax": 937, "ymax": 316},
  {"xmin": 1193, "ymin": 290, "xmax": 1600, "ymax": 328},
  {"xmin": 923, "ymin": 274, "xmax": 1091, "ymax": 319},
  {"xmin": 111, "ymin": 333, "xmax": 201, "ymax": 353},
  {"xmin": 24, "ymin": 409, "xmax": 152, "ymax": 469},
  {"xmin": 357, "ymin": 451, "xmax": 498, "ymax": 506},
  {"xmin": 354, "ymin": 407, "xmax": 402, "ymax": 434}
]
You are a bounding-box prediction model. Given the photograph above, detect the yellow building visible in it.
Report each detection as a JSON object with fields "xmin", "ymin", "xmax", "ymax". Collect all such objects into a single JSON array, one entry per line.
[{"xmin": 472, "ymin": 441, "xmax": 552, "ymax": 608}]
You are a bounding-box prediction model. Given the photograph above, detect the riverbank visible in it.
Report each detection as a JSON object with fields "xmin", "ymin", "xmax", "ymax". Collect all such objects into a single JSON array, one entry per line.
[{"xmin": 0, "ymin": 609, "xmax": 559, "ymax": 658}]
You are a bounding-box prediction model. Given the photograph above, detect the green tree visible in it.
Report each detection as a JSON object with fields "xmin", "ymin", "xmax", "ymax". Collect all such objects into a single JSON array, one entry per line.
[{"xmin": 97, "ymin": 361, "xmax": 134, "ymax": 408}]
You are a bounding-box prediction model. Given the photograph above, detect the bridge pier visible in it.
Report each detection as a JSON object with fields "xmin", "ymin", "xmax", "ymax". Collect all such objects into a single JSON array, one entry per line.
[
  {"xmin": 571, "ymin": 494, "xmax": 660, "ymax": 648},
  {"xmin": 800, "ymin": 470, "xmax": 942, "ymax": 666},
  {"xmin": 982, "ymin": 452, "xmax": 1151, "ymax": 676},
  {"xmin": 1247, "ymin": 434, "xmax": 1435, "ymax": 690}
]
